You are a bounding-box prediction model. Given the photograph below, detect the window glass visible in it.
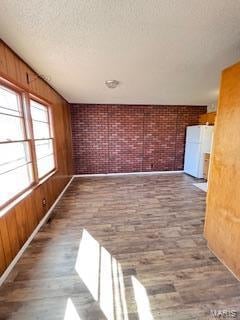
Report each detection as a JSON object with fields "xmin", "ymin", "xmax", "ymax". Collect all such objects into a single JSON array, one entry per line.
[
  {"xmin": 0, "ymin": 164, "xmax": 33, "ymax": 206},
  {"xmin": 0, "ymin": 110, "xmax": 24, "ymax": 142},
  {"xmin": 37, "ymin": 154, "xmax": 55, "ymax": 179},
  {"xmin": 32, "ymin": 121, "xmax": 50, "ymax": 139},
  {"xmin": 0, "ymin": 85, "xmax": 21, "ymax": 116},
  {"xmin": 35, "ymin": 139, "xmax": 53, "ymax": 159},
  {"xmin": 0, "ymin": 84, "xmax": 33, "ymax": 208},
  {"xmin": 0, "ymin": 83, "xmax": 56, "ymax": 209},
  {"xmin": 30, "ymin": 100, "xmax": 48, "ymax": 122},
  {"xmin": 0, "ymin": 142, "xmax": 31, "ymax": 174},
  {"xmin": 30, "ymin": 99, "xmax": 55, "ymax": 178}
]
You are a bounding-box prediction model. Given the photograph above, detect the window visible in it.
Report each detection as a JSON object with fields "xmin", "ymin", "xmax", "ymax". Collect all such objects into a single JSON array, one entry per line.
[
  {"xmin": 30, "ymin": 99, "xmax": 55, "ymax": 179},
  {"xmin": 0, "ymin": 84, "xmax": 33, "ymax": 207},
  {"xmin": 0, "ymin": 79, "xmax": 56, "ymax": 210}
]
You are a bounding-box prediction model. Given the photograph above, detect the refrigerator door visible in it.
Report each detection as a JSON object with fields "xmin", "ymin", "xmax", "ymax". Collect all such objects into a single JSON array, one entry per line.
[
  {"xmin": 186, "ymin": 126, "xmax": 202, "ymax": 143},
  {"xmin": 201, "ymin": 126, "xmax": 214, "ymax": 153},
  {"xmin": 184, "ymin": 142, "xmax": 202, "ymax": 177}
]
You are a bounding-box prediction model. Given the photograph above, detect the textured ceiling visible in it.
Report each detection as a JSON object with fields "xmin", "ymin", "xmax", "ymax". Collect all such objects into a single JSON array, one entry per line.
[{"xmin": 0, "ymin": 0, "xmax": 240, "ymax": 105}]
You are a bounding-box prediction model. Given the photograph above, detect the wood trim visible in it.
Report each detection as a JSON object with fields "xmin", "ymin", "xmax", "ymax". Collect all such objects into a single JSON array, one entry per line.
[
  {"xmin": 0, "ymin": 76, "xmax": 25, "ymax": 94},
  {"xmin": 0, "ymin": 72, "xmax": 53, "ymax": 106},
  {"xmin": 29, "ymin": 92, "xmax": 53, "ymax": 109},
  {"xmin": 48, "ymin": 101, "xmax": 58, "ymax": 172},
  {"xmin": 24, "ymin": 93, "xmax": 39, "ymax": 184},
  {"xmin": 29, "ymin": 95, "xmax": 58, "ymax": 177}
]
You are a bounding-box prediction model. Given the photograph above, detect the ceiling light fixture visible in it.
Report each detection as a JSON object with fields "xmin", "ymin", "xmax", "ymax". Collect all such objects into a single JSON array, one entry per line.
[{"xmin": 105, "ymin": 80, "xmax": 119, "ymax": 89}]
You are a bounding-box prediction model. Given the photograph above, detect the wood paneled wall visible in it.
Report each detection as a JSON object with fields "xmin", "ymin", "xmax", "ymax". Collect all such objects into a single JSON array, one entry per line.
[
  {"xmin": 204, "ymin": 61, "xmax": 240, "ymax": 278},
  {"xmin": 0, "ymin": 40, "xmax": 73, "ymax": 276},
  {"xmin": 199, "ymin": 112, "xmax": 216, "ymax": 125}
]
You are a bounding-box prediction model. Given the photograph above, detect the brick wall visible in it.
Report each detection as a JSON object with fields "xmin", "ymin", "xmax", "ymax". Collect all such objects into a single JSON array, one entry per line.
[{"xmin": 71, "ymin": 104, "xmax": 206, "ymax": 174}]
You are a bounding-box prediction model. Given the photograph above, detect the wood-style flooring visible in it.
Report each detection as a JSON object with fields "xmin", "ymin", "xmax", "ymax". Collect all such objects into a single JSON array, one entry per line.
[{"xmin": 0, "ymin": 173, "xmax": 240, "ymax": 320}]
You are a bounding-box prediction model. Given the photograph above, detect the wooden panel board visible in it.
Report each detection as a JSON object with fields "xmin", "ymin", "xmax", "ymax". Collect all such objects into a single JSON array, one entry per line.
[
  {"xmin": 0, "ymin": 40, "xmax": 73, "ymax": 276},
  {"xmin": 14, "ymin": 203, "xmax": 30, "ymax": 247},
  {"xmin": 3, "ymin": 45, "xmax": 18, "ymax": 81},
  {"xmin": 204, "ymin": 61, "xmax": 240, "ymax": 278},
  {"xmin": 199, "ymin": 112, "xmax": 216, "ymax": 125},
  {"xmin": 0, "ymin": 41, "xmax": 7, "ymax": 74},
  {"xmin": 4, "ymin": 210, "xmax": 21, "ymax": 259},
  {"xmin": 0, "ymin": 218, "xmax": 13, "ymax": 266},
  {"xmin": 0, "ymin": 230, "xmax": 6, "ymax": 274}
]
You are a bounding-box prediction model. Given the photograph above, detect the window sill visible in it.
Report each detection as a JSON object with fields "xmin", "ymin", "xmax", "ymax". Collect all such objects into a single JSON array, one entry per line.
[
  {"xmin": 36, "ymin": 169, "xmax": 57, "ymax": 187},
  {"xmin": 0, "ymin": 170, "xmax": 58, "ymax": 218}
]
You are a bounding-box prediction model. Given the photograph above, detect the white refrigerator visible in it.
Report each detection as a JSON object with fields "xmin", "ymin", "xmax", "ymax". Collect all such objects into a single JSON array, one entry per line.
[{"xmin": 184, "ymin": 125, "xmax": 213, "ymax": 178}]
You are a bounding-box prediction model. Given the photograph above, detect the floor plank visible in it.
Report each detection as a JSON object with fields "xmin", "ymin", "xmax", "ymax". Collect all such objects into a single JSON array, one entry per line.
[{"xmin": 0, "ymin": 173, "xmax": 239, "ymax": 320}]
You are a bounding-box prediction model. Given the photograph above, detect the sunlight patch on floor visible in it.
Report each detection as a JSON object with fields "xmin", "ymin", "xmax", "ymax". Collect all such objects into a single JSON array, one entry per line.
[
  {"xmin": 132, "ymin": 276, "xmax": 154, "ymax": 320},
  {"xmin": 74, "ymin": 229, "xmax": 152, "ymax": 320},
  {"xmin": 64, "ymin": 298, "xmax": 82, "ymax": 320},
  {"xmin": 193, "ymin": 182, "xmax": 207, "ymax": 192},
  {"xmin": 75, "ymin": 229, "xmax": 100, "ymax": 300}
]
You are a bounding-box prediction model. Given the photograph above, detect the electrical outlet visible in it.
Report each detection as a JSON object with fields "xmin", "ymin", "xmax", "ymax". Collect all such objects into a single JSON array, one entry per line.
[{"xmin": 42, "ymin": 198, "xmax": 47, "ymax": 207}]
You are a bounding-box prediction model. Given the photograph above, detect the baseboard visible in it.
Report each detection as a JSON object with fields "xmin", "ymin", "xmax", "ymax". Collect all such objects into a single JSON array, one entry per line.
[
  {"xmin": 74, "ymin": 170, "xmax": 183, "ymax": 177},
  {"xmin": 207, "ymin": 243, "xmax": 240, "ymax": 282},
  {"xmin": 0, "ymin": 176, "xmax": 74, "ymax": 287}
]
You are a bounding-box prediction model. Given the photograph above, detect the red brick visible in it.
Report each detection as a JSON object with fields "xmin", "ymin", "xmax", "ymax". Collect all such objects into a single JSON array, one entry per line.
[{"xmin": 71, "ymin": 104, "xmax": 206, "ymax": 174}]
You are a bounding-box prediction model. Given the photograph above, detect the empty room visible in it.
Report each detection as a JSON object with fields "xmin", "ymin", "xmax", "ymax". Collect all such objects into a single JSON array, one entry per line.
[{"xmin": 0, "ymin": 1, "xmax": 240, "ymax": 319}]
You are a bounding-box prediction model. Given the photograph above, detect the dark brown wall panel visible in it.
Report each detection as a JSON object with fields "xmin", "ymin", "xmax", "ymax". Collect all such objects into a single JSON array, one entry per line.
[
  {"xmin": 0, "ymin": 218, "xmax": 13, "ymax": 267},
  {"xmin": 0, "ymin": 40, "xmax": 73, "ymax": 276},
  {"xmin": 0, "ymin": 231, "xmax": 6, "ymax": 274},
  {"xmin": 71, "ymin": 104, "xmax": 206, "ymax": 174}
]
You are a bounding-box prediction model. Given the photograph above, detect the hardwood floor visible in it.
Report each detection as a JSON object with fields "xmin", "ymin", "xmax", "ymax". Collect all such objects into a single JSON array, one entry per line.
[{"xmin": 0, "ymin": 173, "xmax": 240, "ymax": 320}]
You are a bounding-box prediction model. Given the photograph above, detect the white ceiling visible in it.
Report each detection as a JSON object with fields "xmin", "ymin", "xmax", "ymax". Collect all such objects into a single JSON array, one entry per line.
[{"xmin": 0, "ymin": 0, "xmax": 240, "ymax": 105}]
